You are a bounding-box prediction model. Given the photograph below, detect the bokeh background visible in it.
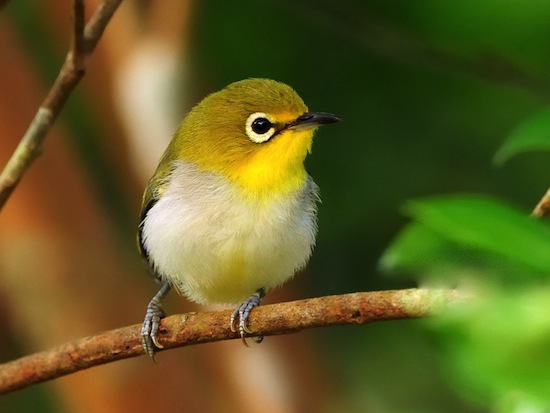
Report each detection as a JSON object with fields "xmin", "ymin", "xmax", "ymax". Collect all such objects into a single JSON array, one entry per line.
[{"xmin": 1, "ymin": 1, "xmax": 548, "ymax": 412}]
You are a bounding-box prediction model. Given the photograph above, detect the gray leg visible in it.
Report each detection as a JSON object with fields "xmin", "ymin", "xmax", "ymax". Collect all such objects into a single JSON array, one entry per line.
[
  {"xmin": 230, "ymin": 288, "xmax": 266, "ymax": 345},
  {"xmin": 141, "ymin": 282, "xmax": 172, "ymax": 359}
]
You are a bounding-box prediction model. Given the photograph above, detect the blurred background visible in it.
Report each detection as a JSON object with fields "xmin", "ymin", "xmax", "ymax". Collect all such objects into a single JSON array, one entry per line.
[{"xmin": 0, "ymin": 1, "xmax": 548, "ymax": 412}]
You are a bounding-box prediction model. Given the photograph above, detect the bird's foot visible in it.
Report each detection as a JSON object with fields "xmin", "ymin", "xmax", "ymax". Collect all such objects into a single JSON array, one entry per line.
[
  {"xmin": 230, "ymin": 288, "xmax": 266, "ymax": 346},
  {"xmin": 141, "ymin": 282, "xmax": 171, "ymax": 360}
]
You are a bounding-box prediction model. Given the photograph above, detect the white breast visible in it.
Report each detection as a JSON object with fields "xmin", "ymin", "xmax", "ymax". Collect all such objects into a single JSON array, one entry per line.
[{"xmin": 141, "ymin": 161, "xmax": 318, "ymax": 305}]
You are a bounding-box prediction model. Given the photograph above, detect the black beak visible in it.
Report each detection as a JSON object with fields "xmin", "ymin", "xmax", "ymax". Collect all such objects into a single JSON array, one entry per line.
[{"xmin": 288, "ymin": 112, "xmax": 340, "ymax": 131}]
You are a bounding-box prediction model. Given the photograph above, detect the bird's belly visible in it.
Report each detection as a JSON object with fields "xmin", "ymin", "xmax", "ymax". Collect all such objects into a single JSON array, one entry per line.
[
  {"xmin": 141, "ymin": 166, "xmax": 318, "ymax": 305},
  {"xmin": 180, "ymin": 215, "xmax": 312, "ymax": 304}
]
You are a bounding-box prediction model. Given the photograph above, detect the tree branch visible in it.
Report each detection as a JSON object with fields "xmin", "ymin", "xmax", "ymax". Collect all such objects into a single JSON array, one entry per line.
[
  {"xmin": 532, "ymin": 187, "xmax": 550, "ymax": 218},
  {"xmin": 0, "ymin": 0, "xmax": 123, "ymax": 211},
  {"xmin": 0, "ymin": 288, "xmax": 462, "ymax": 394}
]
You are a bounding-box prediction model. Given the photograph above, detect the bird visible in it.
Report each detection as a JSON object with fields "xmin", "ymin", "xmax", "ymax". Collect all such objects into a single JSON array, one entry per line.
[{"xmin": 138, "ymin": 78, "xmax": 339, "ymax": 358}]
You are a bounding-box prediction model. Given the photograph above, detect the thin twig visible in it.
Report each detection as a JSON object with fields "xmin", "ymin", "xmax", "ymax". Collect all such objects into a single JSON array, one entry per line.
[
  {"xmin": 83, "ymin": 0, "xmax": 122, "ymax": 52},
  {"xmin": 0, "ymin": 288, "xmax": 463, "ymax": 394},
  {"xmin": 0, "ymin": 0, "xmax": 123, "ymax": 211},
  {"xmin": 532, "ymin": 187, "xmax": 550, "ymax": 218}
]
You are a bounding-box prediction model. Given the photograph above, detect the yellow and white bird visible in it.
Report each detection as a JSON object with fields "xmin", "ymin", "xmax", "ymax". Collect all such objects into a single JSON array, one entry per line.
[{"xmin": 138, "ymin": 78, "xmax": 339, "ymax": 357}]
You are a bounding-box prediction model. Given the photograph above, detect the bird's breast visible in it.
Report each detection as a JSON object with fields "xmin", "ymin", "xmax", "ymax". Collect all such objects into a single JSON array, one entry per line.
[{"xmin": 141, "ymin": 160, "xmax": 319, "ymax": 304}]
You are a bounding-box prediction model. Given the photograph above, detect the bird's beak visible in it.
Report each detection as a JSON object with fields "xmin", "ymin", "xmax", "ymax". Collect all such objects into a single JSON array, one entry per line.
[{"xmin": 287, "ymin": 112, "xmax": 340, "ymax": 131}]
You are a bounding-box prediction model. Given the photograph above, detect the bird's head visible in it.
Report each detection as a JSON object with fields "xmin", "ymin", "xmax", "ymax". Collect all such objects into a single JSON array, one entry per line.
[{"xmin": 166, "ymin": 78, "xmax": 339, "ymax": 198}]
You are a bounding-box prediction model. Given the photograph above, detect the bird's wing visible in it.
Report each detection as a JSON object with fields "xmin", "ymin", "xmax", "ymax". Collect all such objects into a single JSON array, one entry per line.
[{"xmin": 137, "ymin": 158, "xmax": 175, "ymax": 280}]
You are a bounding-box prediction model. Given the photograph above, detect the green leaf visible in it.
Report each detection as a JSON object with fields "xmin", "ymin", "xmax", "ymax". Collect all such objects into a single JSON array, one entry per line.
[
  {"xmin": 381, "ymin": 222, "xmax": 524, "ymax": 284},
  {"xmin": 495, "ymin": 109, "xmax": 550, "ymax": 165},
  {"xmin": 379, "ymin": 222, "xmax": 485, "ymax": 278},
  {"xmin": 404, "ymin": 195, "xmax": 550, "ymax": 274},
  {"xmin": 379, "ymin": 223, "xmax": 448, "ymax": 272}
]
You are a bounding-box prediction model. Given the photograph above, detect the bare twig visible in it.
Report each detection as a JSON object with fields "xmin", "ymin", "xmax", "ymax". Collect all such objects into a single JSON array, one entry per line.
[
  {"xmin": 0, "ymin": 288, "xmax": 462, "ymax": 394},
  {"xmin": 0, "ymin": 0, "xmax": 123, "ymax": 211},
  {"xmin": 532, "ymin": 187, "xmax": 550, "ymax": 218}
]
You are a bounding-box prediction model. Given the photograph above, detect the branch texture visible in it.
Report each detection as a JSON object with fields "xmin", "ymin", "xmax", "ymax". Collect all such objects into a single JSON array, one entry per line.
[
  {"xmin": 532, "ymin": 187, "xmax": 550, "ymax": 218},
  {"xmin": 0, "ymin": 0, "xmax": 123, "ymax": 210},
  {"xmin": 0, "ymin": 288, "xmax": 462, "ymax": 394}
]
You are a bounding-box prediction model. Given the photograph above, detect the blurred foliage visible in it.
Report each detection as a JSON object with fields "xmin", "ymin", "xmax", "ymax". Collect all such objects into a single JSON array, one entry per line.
[
  {"xmin": 3, "ymin": 0, "xmax": 550, "ymax": 412},
  {"xmin": 382, "ymin": 163, "xmax": 550, "ymax": 410}
]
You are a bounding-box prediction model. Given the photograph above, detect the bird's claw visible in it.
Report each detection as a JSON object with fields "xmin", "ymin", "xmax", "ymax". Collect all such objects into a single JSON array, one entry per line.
[
  {"xmin": 230, "ymin": 289, "xmax": 265, "ymax": 345},
  {"xmin": 141, "ymin": 283, "xmax": 171, "ymax": 360}
]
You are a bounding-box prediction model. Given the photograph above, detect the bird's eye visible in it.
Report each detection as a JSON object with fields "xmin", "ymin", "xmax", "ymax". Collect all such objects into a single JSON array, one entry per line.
[
  {"xmin": 252, "ymin": 117, "xmax": 272, "ymax": 134},
  {"xmin": 246, "ymin": 112, "xmax": 276, "ymax": 143}
]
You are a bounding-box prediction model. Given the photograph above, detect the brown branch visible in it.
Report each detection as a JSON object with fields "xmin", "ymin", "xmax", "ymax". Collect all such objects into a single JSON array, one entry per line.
[
  {"xmin": 0, "ymin": 0, "xmax": 123, "ymax": 211},
  {"xmin": 532, "ymin": 187, "xmax": 550, "ymax": 218},
  {"xmin": 0, "ymin": 288, "xmax": 462, "ymax": 394}
]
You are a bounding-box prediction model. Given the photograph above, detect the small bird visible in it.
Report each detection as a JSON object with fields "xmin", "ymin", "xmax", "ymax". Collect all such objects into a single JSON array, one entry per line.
[{"xmin": 138, "ymin": 78, "xmax": 339, "ymax": 357}]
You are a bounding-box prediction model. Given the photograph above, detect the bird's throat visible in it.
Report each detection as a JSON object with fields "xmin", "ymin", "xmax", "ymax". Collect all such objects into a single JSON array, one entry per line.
[{"xmin": 228, "ymin": 129, "xmax": 313, "ymax": 199}]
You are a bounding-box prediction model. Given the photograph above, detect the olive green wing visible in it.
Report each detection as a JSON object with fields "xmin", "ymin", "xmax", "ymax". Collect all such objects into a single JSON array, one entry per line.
[{"xmin": 137, "ymin": 156, "xmax": 175, "ymax": 280}]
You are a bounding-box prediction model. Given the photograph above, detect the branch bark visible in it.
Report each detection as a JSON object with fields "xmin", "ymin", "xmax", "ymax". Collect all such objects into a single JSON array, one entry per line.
[
  {"xmin": 532, "ymin": 187, "xmax": 550, "ymax": 218},
  {"xmin": 0, "ymin": 288, "xmax": 462, "ymax": 394},
  {"xmin": 0, "ymin": 0, "xmax": 123, "ymax": 211}
]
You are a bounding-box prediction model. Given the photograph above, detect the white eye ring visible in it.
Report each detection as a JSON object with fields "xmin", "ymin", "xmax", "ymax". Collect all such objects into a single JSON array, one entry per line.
[{"xmin": 245, "ymin": 112, "xmax": 276, "ymax": 143}]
